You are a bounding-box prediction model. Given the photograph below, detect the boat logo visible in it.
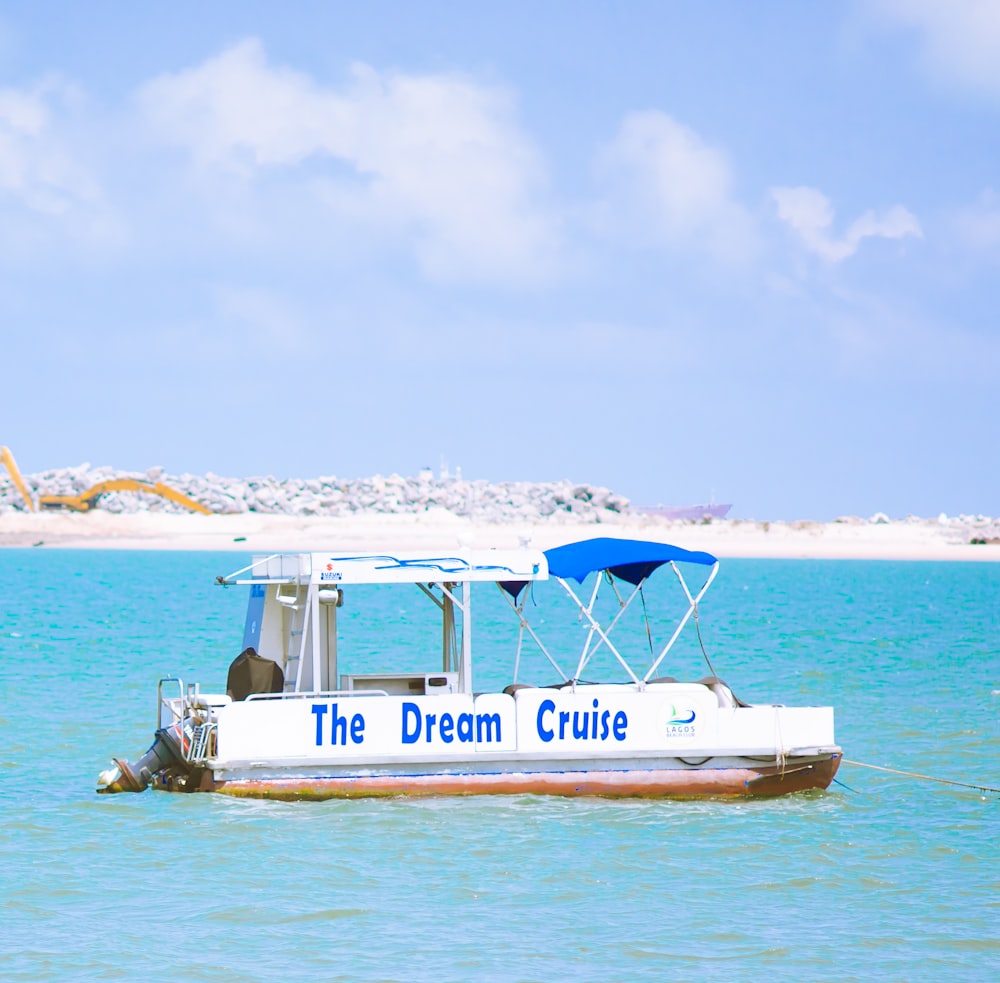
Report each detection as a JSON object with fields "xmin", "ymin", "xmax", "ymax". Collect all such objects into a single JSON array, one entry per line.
[
  {"xmin": 320, "ymin": 562, "xmax": 342, "ymax": 582},
  {"xmin": 664, "ymin": 705, "xmax": 697, "ymax": 740}
]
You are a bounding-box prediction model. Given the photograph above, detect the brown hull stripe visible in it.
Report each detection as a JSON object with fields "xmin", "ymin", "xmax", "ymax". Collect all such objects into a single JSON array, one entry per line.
[{"xmin": 209, "ymin": 756, "xmax": 841, "ymax": 801}]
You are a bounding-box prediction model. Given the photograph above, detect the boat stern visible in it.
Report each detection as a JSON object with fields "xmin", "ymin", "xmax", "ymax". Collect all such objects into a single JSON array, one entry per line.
[{"xmin": 96, "ymin": 679, "xmax": 228, "ymax": 795}]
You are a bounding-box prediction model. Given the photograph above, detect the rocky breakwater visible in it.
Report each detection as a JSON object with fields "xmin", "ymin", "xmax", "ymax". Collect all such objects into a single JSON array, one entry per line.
[
  {"xmin": 0, "ymin": 464, "xmax": 632, "ymax": 524},
  {"xmin": 832, "ymin": 511, "xmax": 1000, "ymax": 546}
]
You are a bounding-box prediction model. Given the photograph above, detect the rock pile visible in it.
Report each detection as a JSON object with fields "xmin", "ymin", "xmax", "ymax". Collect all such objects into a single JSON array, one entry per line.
[
  {"xmin": 834, "ymin": 511, "xmax": 1000, "ymax": 544},
  {"xmin": 934, "ymin": 512, "xmax": 1000, "ymax": 545},
  {"xmin": 0, "ymin": 464, "xmax": 633, "ymax": 524}
]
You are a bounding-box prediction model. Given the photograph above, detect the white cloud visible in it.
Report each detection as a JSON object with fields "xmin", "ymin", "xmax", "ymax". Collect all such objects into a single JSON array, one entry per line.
[
  {"xmin": 771, "ymin": 186, "xmax": 922, "ymax": 262},
  {"xmin": 871, "ymin": 0, "xmax": 1000, "ymax": 99},
  {"xmin": 950, "ymin": 188, "xmax": 1000, "ymax": 253},
  {"xmin": 594, "ymin": 110, "xmax": 756, "ymax": 262},
  {"xmin": 0, "ymin": 79, "xmax": 101, "ymax": 215},
  {"xmin": 135, "ymin": 39, "xmax": 559, "ymax": 285},
  {"xmin": 0, "ymin": 77, "xmax": 126, "ymax": 264}
]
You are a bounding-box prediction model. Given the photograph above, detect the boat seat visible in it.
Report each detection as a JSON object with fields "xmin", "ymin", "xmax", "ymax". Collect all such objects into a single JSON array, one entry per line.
[
  {"xmin": 646, "ymin": 676, "xmax": 678, "ymax": 684},
  {"xmin": 226, "ymin": 647, "xmax": 285, "ymax": 701},
  {"xmin": 502, "ymin": 681, "xmax": 574, "ymax": 696},
  {"xmin": 696, "ymin": 675, "xmax": 749, "ymax": 708}
]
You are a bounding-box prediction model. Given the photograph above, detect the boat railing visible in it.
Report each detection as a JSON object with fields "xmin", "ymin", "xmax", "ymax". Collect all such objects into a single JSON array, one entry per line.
[
  {"xmin": 189, "ymin": 720, "xmax": 217, "ymax": 762},
  {"xmin": 245, "ymin": 689, "xmax": 390, "ymax": 701},
  {"xmin": 219, "ymin": 553, "xmax": 311, "ymax": 586},
  {"xmin": 157, "ymin": 676, "xmax": 185, "ymax": 730},
  {"xmin": 157, "ymin": 676, "xmax": 228, "ymax": 765}
]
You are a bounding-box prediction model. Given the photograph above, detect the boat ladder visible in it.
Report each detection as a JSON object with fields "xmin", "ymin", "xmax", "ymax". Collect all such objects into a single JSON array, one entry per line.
[
  {"xmin": 157, "ymin": 677, "xmax": 217, "ymax": 763},
  {"xmin": 278, "ymin": 585, "xmax": 308, "ymax": 693},
  {"xmin": 189, "ymin": 721, "xmax": 216, "ymax": 761}
]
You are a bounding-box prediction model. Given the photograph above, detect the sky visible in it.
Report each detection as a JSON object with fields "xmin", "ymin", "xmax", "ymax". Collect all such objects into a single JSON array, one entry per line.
[{"xmin": 1, "ymin": 1, "xmax": 998, "ymax": 520}]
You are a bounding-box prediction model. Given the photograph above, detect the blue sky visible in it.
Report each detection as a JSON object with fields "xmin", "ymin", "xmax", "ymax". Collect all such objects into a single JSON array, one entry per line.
[{"xmin": 1, "ymin": 1, "xmax": 998, "ymax": 519}]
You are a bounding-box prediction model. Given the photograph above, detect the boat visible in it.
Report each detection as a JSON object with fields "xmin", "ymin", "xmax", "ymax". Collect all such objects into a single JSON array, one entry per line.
[{"xmin": 96, "ymin": 538, "xmax": 841, "ymax": 800}]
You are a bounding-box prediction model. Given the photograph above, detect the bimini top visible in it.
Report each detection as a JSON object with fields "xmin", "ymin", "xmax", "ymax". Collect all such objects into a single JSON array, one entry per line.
[
  {"xmin": 221, "ymin": 548, "xmax": 548, "ymax": 587},
  {"xmin": 543, "ymin": 537, "xmax": 717, "ymax": 585},
  {"xmin": 220, "ymin": 539, "xmax": 715, "ymax": 590}
]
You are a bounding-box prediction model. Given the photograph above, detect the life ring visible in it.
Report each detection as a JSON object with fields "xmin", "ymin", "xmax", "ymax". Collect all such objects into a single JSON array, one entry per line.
[{"xmin": 168, "ymin": 721, "xmax": 191, "ymax": 756}]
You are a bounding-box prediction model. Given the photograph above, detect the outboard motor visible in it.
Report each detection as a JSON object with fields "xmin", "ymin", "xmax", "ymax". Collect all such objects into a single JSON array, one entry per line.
[
  {"xmin": 97, "ymin": 724, "xmax": 185, "ymax": 794},
  {"xmin": 98, "ymin": 654, "xmax": 277, "ymax": 795}
]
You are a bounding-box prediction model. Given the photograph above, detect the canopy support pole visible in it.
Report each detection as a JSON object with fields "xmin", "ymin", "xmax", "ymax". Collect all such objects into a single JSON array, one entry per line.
[
  {"xmin": 497, "ymin": 585, "xmax": 569, "ymax": 681},
  {"xmin": 573, "ymin": 576, "xmax": 646, "ymax": 680},
  {"xmin": 420, "ymin": 581, "xmax": 472, "ymax": 692},
  {"xmin": 461, "ymin": 580, "xmax": 472, "ymax": 693},
  {"xmin": 309, "ymin": 583, "xmax": 321, "ymax": 692},
  {"xmin": 558, "ymin": 577, "xmax": 642, "ymax": 685},
  {"xmin": 573, "ymin": 575, "xmax": 605, "ymax": 679},
  {"xmin": 644, "ymin": 561, "xmax": 719, "ymax": 682}
]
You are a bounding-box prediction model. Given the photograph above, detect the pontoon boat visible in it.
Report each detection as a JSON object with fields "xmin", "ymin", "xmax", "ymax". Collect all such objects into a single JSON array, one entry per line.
[{"xmin": 97, "ymin": 538, "xmax": 841, "ymax": 799}]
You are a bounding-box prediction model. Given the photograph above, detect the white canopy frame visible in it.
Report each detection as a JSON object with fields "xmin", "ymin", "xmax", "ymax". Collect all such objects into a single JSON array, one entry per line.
[
  {"xmin": 502, "ymin": 559, "xmax": 719, "ymax": 687},
  {"xmin": 556, "ymin": 576, "xmax": 642, "ymax": 685},
  {"xmin": 642, "ymin": 561, "xmax": 719, "ymax": 682},
  {"xmin": 417, "ymin": 581, "xmax": 472, "ymax": 690},
  {"xmin": 496, "ymin": 584, "xmax": 569, "ymax": 683},
  {"xmin": 569, "ymin": 572, "xmax": 651, "ymax": 682}
]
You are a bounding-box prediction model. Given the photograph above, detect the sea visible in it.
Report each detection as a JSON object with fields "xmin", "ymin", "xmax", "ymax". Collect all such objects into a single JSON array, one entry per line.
[{"xmin": 1, "ymin": 549, "xmax": 997, "ymax": 982}]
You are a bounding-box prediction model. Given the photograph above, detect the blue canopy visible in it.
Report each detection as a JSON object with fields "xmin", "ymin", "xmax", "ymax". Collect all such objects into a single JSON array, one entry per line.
[{"xmin": 543, "ymin": 537, "xmax": 718, "ymax": 585}]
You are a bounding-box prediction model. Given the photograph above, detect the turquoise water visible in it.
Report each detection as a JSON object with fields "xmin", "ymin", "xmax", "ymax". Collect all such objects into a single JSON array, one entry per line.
[{"xmin": 1, "ymin": 550, "xmax": 997, "ymax": 982}]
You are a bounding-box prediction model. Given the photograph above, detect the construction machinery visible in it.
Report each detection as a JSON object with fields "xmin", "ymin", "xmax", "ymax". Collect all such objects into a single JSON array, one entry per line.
[
  {"xmin": 1, "ymin": 446, "xmax": 36, "ymax": 511},
  {"xmin": 38, "ymin": 478, "xmax": 213, "ymax": 514},
  {"xmin": 2, "ymin": 447, "xmax": 213, "ymax": 513}
]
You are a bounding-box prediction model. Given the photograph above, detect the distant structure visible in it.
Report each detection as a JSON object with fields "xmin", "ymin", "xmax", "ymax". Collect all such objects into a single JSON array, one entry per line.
[{"xmin": 636, "ymin": 503, "xmax": 732, "ymax": 521}]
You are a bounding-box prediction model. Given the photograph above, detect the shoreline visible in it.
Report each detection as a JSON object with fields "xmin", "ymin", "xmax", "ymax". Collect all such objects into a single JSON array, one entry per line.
[{"xmin": 2, "ymin": 511, "xmax": 999, "ymax": 560}]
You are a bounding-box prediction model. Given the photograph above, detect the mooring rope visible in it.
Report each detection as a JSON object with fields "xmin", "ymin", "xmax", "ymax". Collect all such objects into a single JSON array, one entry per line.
[
  {"xmin": 692, "ymin": 603, "xmax": 719, "ymax": 680},
  {"xmin": 832, "ymin": 776, "xmax": 860, "ymax": 794},
  {"xmin": 842, "ymin": 758, "xmax": 1000, "ymax": 794},
  {"xmin": 638, "ymin": 584, "xmax": 655, "ymax": 660}
]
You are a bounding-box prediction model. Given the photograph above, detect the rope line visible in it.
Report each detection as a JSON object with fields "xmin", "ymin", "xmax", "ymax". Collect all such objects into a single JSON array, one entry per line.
[
  {"xmin": 831, "ymin": 776, "xmax": 861, "ymax": 794},
  {"xmin": 842, "ymin": 758, "xmax": 1000, "ymax": 794},
  {"xmin": 638, "ymin": 584, "xmax": 654, "ymax": 660},
  {"xmin": 692, "ymin": 603, "xmax": 718, "ymax": 679}
]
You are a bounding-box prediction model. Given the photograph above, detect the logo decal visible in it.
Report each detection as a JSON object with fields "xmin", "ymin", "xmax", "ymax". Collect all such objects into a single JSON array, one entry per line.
[
  {"xmin": 663, "ymin": 704, "xmax": 698, "ymax": 740},
  {"xmin": 667, "ymin": 706, "xmax": 696, "ymax": 725}
]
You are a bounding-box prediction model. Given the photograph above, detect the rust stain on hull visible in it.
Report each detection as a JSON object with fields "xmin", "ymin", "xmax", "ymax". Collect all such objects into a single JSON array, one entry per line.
[{"xmin": 207, "ymin": 756, "xmax": 841, "ymax": 801}]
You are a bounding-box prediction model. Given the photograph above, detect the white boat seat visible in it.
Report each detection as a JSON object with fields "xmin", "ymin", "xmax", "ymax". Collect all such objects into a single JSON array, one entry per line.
[
  {"xmin": 503, "ymin": 683, "xmax": 532, "ymax": 696},
  {"xmin": 696, "ymin": 676, "xmax": 749, "ymax": 708},
  {"xmin": 502, "ymin": 681, "xmax": 575, "ymax": 696}
]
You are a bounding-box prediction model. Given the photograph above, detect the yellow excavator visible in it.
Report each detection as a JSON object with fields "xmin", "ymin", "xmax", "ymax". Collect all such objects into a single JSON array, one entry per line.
[
  {"xmin": 2, "ymin": 447, "xmax": 213, "ymax": 514},
  {"xmin": 39, "ymin": 478, "xmax": 213, "ymax": 514},
  {"xmin": 1, "ymin": 446, "xmax": 35, "ymax": 512}
]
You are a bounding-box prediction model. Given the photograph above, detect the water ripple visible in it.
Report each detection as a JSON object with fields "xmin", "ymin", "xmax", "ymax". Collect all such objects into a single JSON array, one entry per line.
[{"xmin": 1, "ymin": 552, "xmax": 998, "ymax": 982}]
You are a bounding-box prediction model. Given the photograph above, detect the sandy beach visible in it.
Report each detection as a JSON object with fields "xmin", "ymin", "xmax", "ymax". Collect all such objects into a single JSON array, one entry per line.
[{"xmin": 1, "ymin": 510, "xmax": 998, "ymax": 560}]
